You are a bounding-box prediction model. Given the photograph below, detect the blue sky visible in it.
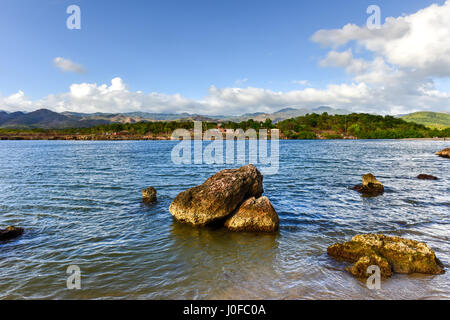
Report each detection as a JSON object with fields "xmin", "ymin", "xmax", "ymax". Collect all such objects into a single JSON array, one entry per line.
[{"xmin": 0, "ymin": 0, "xmax": 449, "ymax": 115}]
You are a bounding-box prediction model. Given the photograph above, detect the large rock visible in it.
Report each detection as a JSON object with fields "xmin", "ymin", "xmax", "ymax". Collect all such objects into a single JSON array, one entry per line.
[
  {"xmin": 327, "ymin": 234, "xmax": 445, "ymax": 278},
  {"xmin": 169, "ymin": 165, "xmax": 264, "ymax": 226},
  {"xmin": 0, "ymin": 226, "xmax": 24, "ymax": 241},
  {"xmin": 224, "ymin": 196, "xmax": 279, "ymax": 232},
  {"xmin": 352, "ymin": 173, "xmax": 384, "ymax": 197},
  {"xmin": 142, "ymin": 186, "xmax": 157, "ymax": 203},
  {"xmin": 436, "ymin": 148, "xmax": 450, "ymax": 159}
]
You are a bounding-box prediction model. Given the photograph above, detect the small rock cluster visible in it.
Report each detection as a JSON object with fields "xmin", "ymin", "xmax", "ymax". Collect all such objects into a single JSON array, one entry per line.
[
  {"xmin": 352, "ymin": 171, "xmax": 440, "ymax": 197},
  {"xmin": 169, "ymin": 165, "xmax": 279, "ymax": 232},
  {"xmin": 327, "ymin": 234, "xmax": 445, "ymax": 278}
]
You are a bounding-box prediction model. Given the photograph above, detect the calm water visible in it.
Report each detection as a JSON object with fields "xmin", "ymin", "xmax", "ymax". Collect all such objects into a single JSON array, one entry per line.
[{"xmin": 0, "ymin": 140, "xmax": 448, "ymax": 300}]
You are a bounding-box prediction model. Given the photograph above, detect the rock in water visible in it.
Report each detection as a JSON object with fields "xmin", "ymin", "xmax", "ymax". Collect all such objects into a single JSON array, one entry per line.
[
  {"xmin": 224, "ymin": 196, "xmax": 279, "ymax": 232},
  {"xmin": 327, "ymin": 234, "xmax": 445, "ymax": 278},
  {"xmin": 347, "ymin": 254, "xmax": 393, "ymax": 278},
  {"xmin": 352, "ymin": 173, "xmax": 384, "ymax": 196},
  {"xmin": 0, "ymin": 226, "xmax": 24, "ymax": 241},
  {"xmin": 169, "ymin": 165, "xmax": 264, "ymax": 226},
  {"xmin": 417, "ymin": 174, "xmax": 438, "ymax": 180},
  {"xmin": 435, "ymin": 148, "xmax": 450, "ymax": 159},
  {"xmin": 142, "ymin": 187, "xmax": 157, "ymax": 203}
]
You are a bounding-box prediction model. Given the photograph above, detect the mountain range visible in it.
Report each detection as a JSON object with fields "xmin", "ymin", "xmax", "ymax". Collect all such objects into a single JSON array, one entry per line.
[
  {"xmin": 0, "ymin": 106, "xmax": 350, "ymax": 129},
  {"xmin": 0, "ymin": 107, "xmax": 448, "ymax": 129},
  {"xmin": 0, "ymin": 109, "xmax": 109, "ymax": 129}
]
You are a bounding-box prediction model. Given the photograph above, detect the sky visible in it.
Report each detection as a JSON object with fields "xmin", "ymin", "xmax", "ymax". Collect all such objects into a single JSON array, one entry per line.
[{"xmin": 0, "ymin": 0, "xmax": 449, "ymax": 115}]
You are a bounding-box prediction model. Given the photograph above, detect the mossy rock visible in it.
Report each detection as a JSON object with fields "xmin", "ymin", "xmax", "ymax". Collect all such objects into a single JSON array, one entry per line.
[
  {"xmin": 346, "ymin": 254, "xmax": 393, "ymax": 278},
  {"xmin": 224, "ymin": 196, "xmax": 279, "ymax": 232},
  {"xmin": 328, "ymin": 234, "xmax": 445, "ymax": 278},
  {"xmin": 169, "ymin": 165, "xmax": 264, "ymax": 226},
  {"xmin": 142, "ymin": 187, "xmax": 157, "ymax": 203}
]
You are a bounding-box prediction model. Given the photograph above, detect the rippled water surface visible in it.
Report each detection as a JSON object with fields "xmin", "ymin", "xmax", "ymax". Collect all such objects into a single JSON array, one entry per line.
[{"xmin": 0, "ymin": 140, "xmax": 449, "ymax": 299}]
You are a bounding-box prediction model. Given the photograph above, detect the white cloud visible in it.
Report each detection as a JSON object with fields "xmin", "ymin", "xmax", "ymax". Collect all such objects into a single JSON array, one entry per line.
[
  {"xmin": 0, "ymin": 73, "xmax": 447, "ymax": 115},
  {"xmin": 320, "ymin": 50, "xmax": 355, "ymax": 68},
  {"xmin": 312, "ymin": 1, "xmax": 450, "ymax": 78},
  {"xmin": 310, "ymin": 0, "xmax": 450, "ymax": 114},
  {"xmin": 1, "ymin": 2, "xmax": 450, "ymax": 116},
  {"xmin": 0, "ymin": 78, "xmax": 374, "ymax": 114},
  {"xmin": 0, "ymin": 90, "xmax": 33, "ymax": 111},
  {"xmin": 53, "ymin": 57, "xmax": 86, "ymax": 74}
]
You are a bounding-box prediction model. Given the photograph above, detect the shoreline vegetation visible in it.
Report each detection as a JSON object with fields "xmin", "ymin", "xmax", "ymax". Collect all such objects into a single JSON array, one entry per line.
[{"xmin": 0, "ymin": 113, "xmax": 449, "ymax": 141}]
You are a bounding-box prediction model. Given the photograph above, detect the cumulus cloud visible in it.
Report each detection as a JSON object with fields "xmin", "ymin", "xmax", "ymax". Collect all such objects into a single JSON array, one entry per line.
[
  {"xmin": 320, "ymin": 50, "xmax": 354, "ymax": 68},
  {"xmin": 312, "ymin": 0, "xmax": 450, "ymax": 77},
  {"xmin": 53, "ymin": 57, "xmax": 86, "ymax": 73},
  {"xmin": 310, "ymin": 0, "xmax": 450, "ymax": 113},
  {"xmin": 0, "ymin": 90, "xmax": 33, "ymax": 111},
  {"xmin": 0, "ymin": 78, "xmax": 374, "ymax": 114},
  {"xmin": 1, "ymin": 2, "xmax": 450, "ymax": 115}
]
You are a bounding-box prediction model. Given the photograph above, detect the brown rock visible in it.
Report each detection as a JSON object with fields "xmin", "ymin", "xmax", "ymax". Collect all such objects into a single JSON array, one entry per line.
[
  {"xmin": 346, "ymin": 254, "xmax": 393, "ymax": 278},
  {"xmin": 417, "ymin": 174, "xmax": 438, "ymax": 180},
  {"xmin": 352, "ymin": 173, "xmax": 384, "ymax": 197},
  {"xmin": 142, "ymin": 187, "xmax": 157, "ymax": 203},
  {"xmin": 327, "ymin": 234, "xmax": 445, "ymax": 277},
  {"xmin": 435, "ymin": 148, "xmax": 450, "ymax": 158},
  {"xmin": 0, "ymin": 226, "xmax": 24, "ymax": 241},
  {"xmin": 224, "ymin": 196, "xmax": 279, "ymax": 232},
  {"xmin": 169, "ymin": 165, "xmax": 264, "ymax": 226}
]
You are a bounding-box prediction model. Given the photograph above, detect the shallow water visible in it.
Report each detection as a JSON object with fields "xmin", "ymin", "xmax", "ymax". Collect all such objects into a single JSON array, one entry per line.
[{"xmin": 0, "ymin": 140, "xmax": 448, "ymax": 299}]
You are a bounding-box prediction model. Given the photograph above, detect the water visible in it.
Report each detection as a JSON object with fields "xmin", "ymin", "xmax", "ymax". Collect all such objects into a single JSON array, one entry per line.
[{"xmin": 0, "ymin": 140, "xmax": 448, "ymax": 300}]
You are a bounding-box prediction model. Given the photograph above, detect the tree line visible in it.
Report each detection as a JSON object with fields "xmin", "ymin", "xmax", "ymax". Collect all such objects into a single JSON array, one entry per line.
[{"xmin": 1, "ymin": 113, "xmax": 449, "ymax": 139}]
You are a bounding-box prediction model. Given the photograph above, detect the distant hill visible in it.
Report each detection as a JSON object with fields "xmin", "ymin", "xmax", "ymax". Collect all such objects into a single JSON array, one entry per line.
[
  {"xmin": 5, "ymin": 108, "xmax": 450, "ymax": 131},
  {"xmin": 62, "ymin": 111, "xmax": 220, "ymax": 123},
  {"xmin": 0, "ymin": 106, "xmax": 352, "ymax": 129},
  {"xmin": 0, "ymin": 109, "xmax": 108, "ymax": 129},
  {"xmin": 401, "ymin": 112, "xmax": 450, "ymax": 129},
  {"xmin": 223, "ymin": 106, "xmax": 351, "ymax": 123}
]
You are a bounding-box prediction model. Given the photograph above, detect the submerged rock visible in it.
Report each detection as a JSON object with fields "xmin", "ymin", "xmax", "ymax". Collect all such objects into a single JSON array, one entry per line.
[
  {"xmin": 417, "ymin": 174, "xmax": 438, "ymax": 180},
  {"xmin": 352, "ymin": 173, "xmax": 384, "ymax": 197},
  {"xmin": 327, "ymin": 234, "xmax": 445, "ymax": 278},
  {"xmin": 435, "ymin": 148, "xmax": 450, "ymax": 159},
  {"xmin": 0, "ymin": 226, "xmax": 24, "ymax": 241},
  {"xmin": 224, "ymin": 196, "xmax": 279, "ymax": 232},
  {"xmin": 169, "ymin": 165, "xmax": 264, "ymax": 226},
  {"xmin": 142, "ymin": 187, "xmax": 157, "ymax": 203}
]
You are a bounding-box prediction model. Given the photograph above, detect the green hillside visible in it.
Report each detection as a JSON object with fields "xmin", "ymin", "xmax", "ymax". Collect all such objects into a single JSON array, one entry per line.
[{"xmin": 401, "ymin": 112, "xmax": 450, "ymax": 129}]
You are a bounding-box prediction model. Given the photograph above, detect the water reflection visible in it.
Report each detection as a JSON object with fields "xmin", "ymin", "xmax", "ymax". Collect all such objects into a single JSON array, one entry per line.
[{"xmin": 169, "ymin": 221, "xmax": 280, "ymax": 299}]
